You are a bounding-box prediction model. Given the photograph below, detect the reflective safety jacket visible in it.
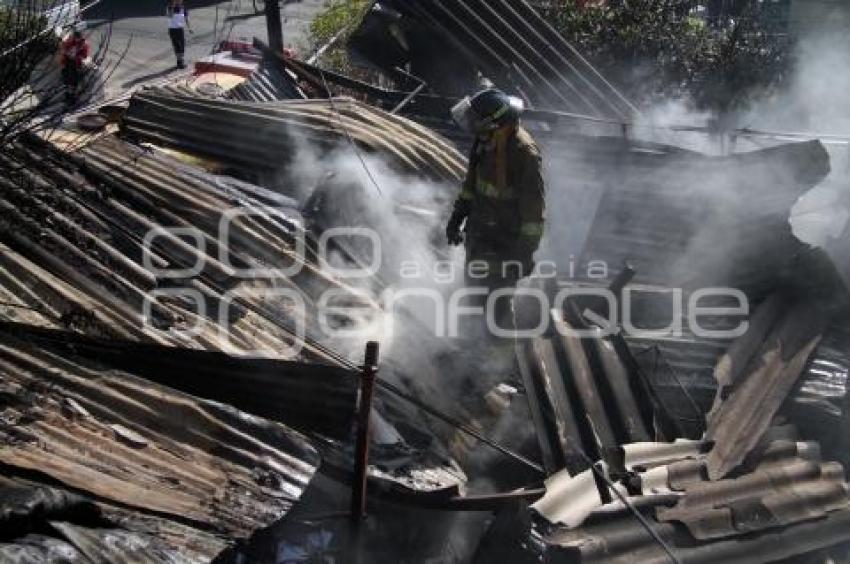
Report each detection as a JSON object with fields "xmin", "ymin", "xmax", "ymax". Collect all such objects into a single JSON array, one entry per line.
[{"xmin": 458, "ymin": 125, "xmax": 545, "ymax": 249}]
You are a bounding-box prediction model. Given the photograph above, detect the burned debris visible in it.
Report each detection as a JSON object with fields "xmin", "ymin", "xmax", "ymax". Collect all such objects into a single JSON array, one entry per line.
[{"xmin": 1, "ymin": 0, "xmax": 850, "ymax": 563}]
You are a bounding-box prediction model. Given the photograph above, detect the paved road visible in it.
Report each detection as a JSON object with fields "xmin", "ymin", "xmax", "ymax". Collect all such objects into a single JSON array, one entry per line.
[{"xmin": 83, "ymin": 0, "xmax": 327, "ymax": 98}]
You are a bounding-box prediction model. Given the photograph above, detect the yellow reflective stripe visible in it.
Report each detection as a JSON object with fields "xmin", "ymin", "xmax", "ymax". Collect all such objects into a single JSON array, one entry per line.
[
  {"xmin": 520, "ymin": 222, "xmax": 544, "ymax": 238},
  {"xmin": 476, "ymin": 179, "xmax": 514, "ymax": 199},
  {"xmin": 482, "ymin": 104, "xmax": 508, "ymax": 125}
]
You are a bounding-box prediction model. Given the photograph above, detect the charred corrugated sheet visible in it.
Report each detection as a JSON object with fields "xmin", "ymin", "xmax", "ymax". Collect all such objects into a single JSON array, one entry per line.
[
  {"xmin": 349, "ymin": 0, "xmax": 637, "ymax": 120},
  {"xmin": 589, "ymin": 336, "xmax": 652, "ymax": 444},
  {"xmin": 121, "ymin": 90, "xmax": 467, "ymax": 183},
  {"xmin": 227, "ymin": 54, "xmax": 305, "ymax": 103},
  {"xmin": 0, "ymin": 329, "xmax": 319, "ymax": 552},
  {"xmin": 0, "ymin": 493, "xmax": 224, "ymax": 562},
  {"xmin": 621, "ymin": 300, "xmax": 850, "ymax": 467},
  {"xmin": 515, "ymin": 336, "xmax": 586, "ymax": 474},
  {"xmin": 786, "ymin": 312, "xmax": 850, "ymax": 467},
  {"xmin": 0, "ymin": 477, "xmax": 228, "ymax": 562},
  {"xmin": 657, "ymin": 459, "xmax": 847, "ymax": 540},
  {"xmin": 514, "ymin": 309, "xmax": 663, "ymax": 475},
  {"xmin": 0, "ymin": 132, "xmax": 376, "ymax": 364},
  {"xmin": 577, "ymin": 140, "xmax": 832, "ymax": 296},
  {"xmin": 548, "ymin": 509, "xmax": 850, "ymax": 564},
  {"xmin": 0, "ymin": 321, "xmax": 358, "ymax": 440},
  {"xmin": 0, "ymin": 130, "xmax": 467, "ymax": 512}
]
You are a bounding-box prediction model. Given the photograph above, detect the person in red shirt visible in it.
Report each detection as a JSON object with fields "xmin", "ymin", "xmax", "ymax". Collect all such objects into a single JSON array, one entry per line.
[{"xmin": 60, "ymin": 26, "xmax": 90, "ymax": 105}]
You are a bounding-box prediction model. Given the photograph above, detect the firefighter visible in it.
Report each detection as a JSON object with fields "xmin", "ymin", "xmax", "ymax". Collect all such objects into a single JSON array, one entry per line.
[
  {"xmin": 446, "ymin": 88, "xmax": 545, "ymax": 329},
  {"xmin": 60, "ymin": 24, "xmax": 89, "ymax": 106}
]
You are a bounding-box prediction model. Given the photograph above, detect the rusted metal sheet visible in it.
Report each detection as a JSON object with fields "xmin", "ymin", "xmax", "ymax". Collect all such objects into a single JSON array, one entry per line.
[
  {"xmin": 227, "ymin": 54, "xmax": 305, "ymax": 103},
  {"xmin": 0, "ymin": 321, "xmax": 359, "ymax": 440},
  {"xmin": 121, "ymin": 90, "xmax": 467, "ymax": 183},
  {"xmin": 0, "ymin": 133, "xmax": 376, "ymax": 365},
  {"xmin": 0, "ymin": 331, "xmax": 320, "ymax": 543},
  {"xmin": 707, "ymin": 292, "xmax": 785, "ymax": 422}
]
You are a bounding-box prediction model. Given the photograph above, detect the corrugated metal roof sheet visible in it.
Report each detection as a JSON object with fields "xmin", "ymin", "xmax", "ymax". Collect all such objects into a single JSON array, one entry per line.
[
  {"xmin": 121, "ymin": 90, "xmax": 467, "ymax": 183},
  {"xmin": 0, "ymin": 132, "xmax": 374, "ymax": 364},
  {"xmin": 0, "ymin": 326, "xmax": 319, "ymax": 558},
  {"xmin": 576, "ymin": 140, "xmax": 832, "ymax": 296},
  {"xmin": 705, "ymin": 296, "xmax": 829, "ymax": 479},
  {"xmin": 0, "ymin": 321, "xmax": 359, "ymax": 440},
  {"xmin": 542, "ymin": 432, "xmax": 850, "ymax": 564},
  {"xmin": 227, "ymin": 54, "xmax": 305, "ymax": 103},
  {"xmin": 0, "ymin": 126, "xmax": 467, "ymax": 560}
]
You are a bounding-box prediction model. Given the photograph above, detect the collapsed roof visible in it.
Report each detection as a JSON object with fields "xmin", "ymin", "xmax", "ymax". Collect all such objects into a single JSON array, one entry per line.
[
  {"xmin": 0, "ymin": 324, "xmax": 319, "ymax": 561},
  {"xmin": 2, "ymin": 0, "xmax": 850, "ymax": 559},
  {"xmin": 0, "ymin": 124, "xmax": 465, "ymax": 559}
]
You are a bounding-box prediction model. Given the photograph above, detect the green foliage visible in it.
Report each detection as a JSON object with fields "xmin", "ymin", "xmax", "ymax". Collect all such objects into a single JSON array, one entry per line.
[
  {"xmin": 307, "ymin": 0, "xmax": 370, "ymax": 74},
  {"xmin": 543, "ymin": 0, "xmax": 792, "ymax": 111},
  {"xmin": 0, "ymin": 7, "xmax": 57, "ymax": 101},
  {"xmin": 0, "ymin": 7, "xmax": 53, "ymax": 50}
]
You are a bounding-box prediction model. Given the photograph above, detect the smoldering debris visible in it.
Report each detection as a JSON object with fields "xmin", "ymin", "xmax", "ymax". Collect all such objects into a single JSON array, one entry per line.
[{"xmin": 6, "ymin": 2, "xmax": 850, "ymax": 563}]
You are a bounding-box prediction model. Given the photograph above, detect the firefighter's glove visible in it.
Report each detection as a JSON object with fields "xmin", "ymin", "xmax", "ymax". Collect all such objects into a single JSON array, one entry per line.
[{"xmin": 446, "ymin": 200, "xmax": 471, "ymax": 246}]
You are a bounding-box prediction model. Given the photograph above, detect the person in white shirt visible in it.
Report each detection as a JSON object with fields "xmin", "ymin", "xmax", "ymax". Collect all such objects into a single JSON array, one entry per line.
[{"xmin": 166, "ymin": 0, "xmax": 192, "ymax": 69}]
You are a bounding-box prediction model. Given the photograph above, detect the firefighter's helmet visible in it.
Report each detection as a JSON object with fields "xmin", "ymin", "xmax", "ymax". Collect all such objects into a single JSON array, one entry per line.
[{"xmin": 451, "ymin": 88, "xmax": 524, "ymax": 134}]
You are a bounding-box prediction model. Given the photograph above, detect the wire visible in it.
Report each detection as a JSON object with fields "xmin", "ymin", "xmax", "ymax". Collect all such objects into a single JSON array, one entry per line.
[
  {"xmin": 653, "ymin": 346, "xmax": 704, "ymax": 424},
  {"xmin": 0, "ymin": 300, "xmax": 58, "ymax": 319},
  {"xmin": 376, "ymin": 378, "xmax": 545, "ymax": 475},
  {"xmin": 317, "ymin": 68, "xmax": 384, "ymax": 199},
  {"xmin": 634, "ymin": 345, "xmax": 703, "ymax": 424},
  {"xmin": 572, "ymin": 444, "xmax": 682, "ymax": 564}
]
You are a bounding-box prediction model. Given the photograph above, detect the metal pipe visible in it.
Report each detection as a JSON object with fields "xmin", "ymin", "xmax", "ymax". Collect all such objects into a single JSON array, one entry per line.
[
  {"xmin": 351, "ymin": 341, "xmax": 379, "ymax": 522},
  {"xmin": 376, "ymin": 378, "xmax": 546, "ymax": 474},
  {"xmin": 265, "ymin": 0, "xmax": 284, "ymax": 54},
  {"xmin": 350, "ymin": 341, "xmax": 379, "ymax": 563},
  {"xmin": 391, "ymin": 82, "xmax": 427, "ymax": 115}
]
